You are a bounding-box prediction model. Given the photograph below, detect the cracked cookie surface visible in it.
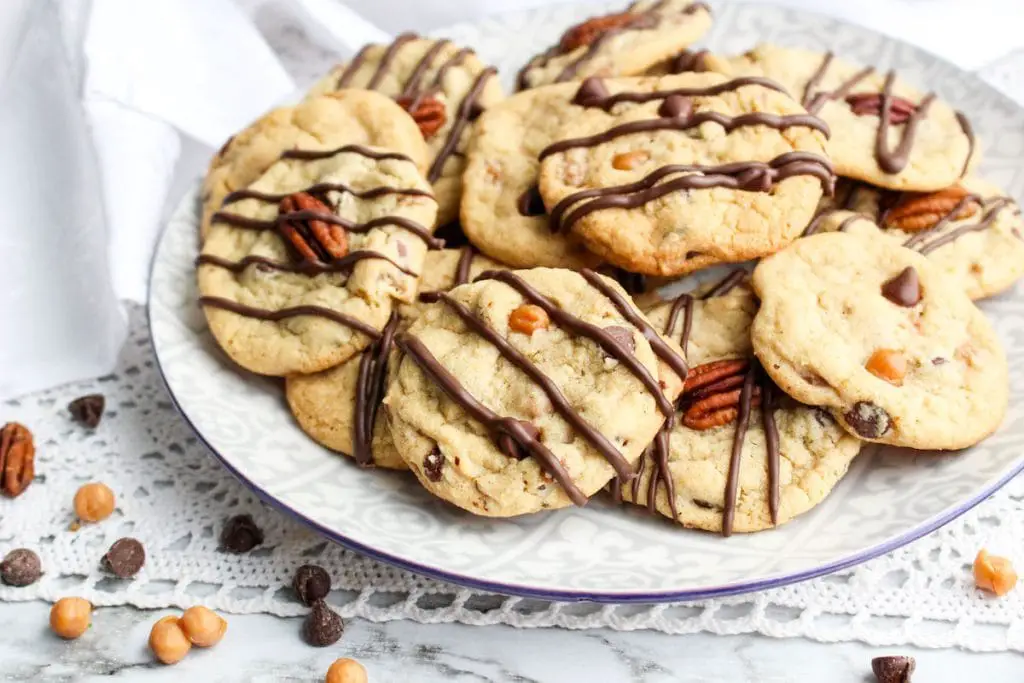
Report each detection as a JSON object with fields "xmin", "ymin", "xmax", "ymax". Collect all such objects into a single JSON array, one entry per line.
[{"xmin": 751, "ymin": 231, "xmax": 1008, "ymax": 450}]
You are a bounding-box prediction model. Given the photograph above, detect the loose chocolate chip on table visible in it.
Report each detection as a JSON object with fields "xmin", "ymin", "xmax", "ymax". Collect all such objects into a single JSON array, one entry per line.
[
  {"xmin": 103, "ymin": 537, "xmax": 146, "ymax": 579},
  {"xmin": 881, "ymin": 267, "xmax": 921, "ymax": 307},
  {"xmin": 843, "ymin": 401, "xmax": 892, "ymax": 439},
  {"xmin": 303, "ymin": 599, "xmax": 344, "ymax": 647},
  {"xmin": 68, "ymin": 394, "xmax": 106, "ymax": 428},
  {"xmin": 1, "ymin": 548, "xmax": 42, "ymax": 586},
  {"xmin": 872, "ymin": 655, "xmax": 916, "ymax": 683},
  {"xmin": 293, "ymin": 564, "xmax": 332, "ymax": 606},
  {"xmin": 220, "ymin": 514, "xmax": 264, "ymax": 553},
  {"xmin": 603, "ymin": 326, "xmax": 636, "ymax": 354}
]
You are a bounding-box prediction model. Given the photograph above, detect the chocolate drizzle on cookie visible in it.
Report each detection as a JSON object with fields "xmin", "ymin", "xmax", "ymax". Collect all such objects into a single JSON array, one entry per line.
[
  {"xmin": 222, "ymin": 182, "xmax": 433, "ymax": 207},
  {"xmin": 548, "ymin": 152, "xmax": 836, "ymax": 233},
  {"xmin": 195, "ymin": 250, "xmax": 418, "ymax": 278},
  {"xmin": 515, "ymin": 0, "xmax": 709, "ymax": 90},
  {"xmin": 428, "ymin": 68, "xmax": 497, "ymax": 183},
  {"xmin": 419, "ymin": 246, "xmax": 478, "ymax": 302},
  {"xmin": 353, "ymin": 313, "xmax": 401, "ymax": 466},
  {"xmin": 568, "ymin": 76, "xmax": 790, "ymax": 113},
  {"xmin": 516, "ymin": 184, "xmax": 546, "ymax": 217},
  {"xmin": 904, "ymin": 196, "xmax": 1014, "ymax": 255},
  {"xmin": 198, "ymin": 297, "xmax": 382, "ymax": 339}
]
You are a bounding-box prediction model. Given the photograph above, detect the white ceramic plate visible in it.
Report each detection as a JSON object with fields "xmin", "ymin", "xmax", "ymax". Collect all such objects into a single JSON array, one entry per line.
[{"xmin": 149, "ymin": 1, "xmax": 1024, "ymax": 601}]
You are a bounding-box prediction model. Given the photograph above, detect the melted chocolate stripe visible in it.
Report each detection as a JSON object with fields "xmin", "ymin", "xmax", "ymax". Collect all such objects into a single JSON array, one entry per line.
[
  {"xmin": 427, "ymin": 68, "xmax": 497, "ymax": 183},
  {"xmin": 401, "ymin": 39, "xmax": 451, "ymax": 96},
  {"xmin": 477, "ymin": 270, "xmax": 677, "ymax": 417},
  {"xmin": 211, "ymin": 210, "xmax": 443, "ymax": 248},
  {"xmin": 195, "ymin": 250, "xmax": 417, "ymax": 277},
  {"xmin": 366, "ymin": 33, "xmax": 418, "ymax": 89},
  {"xmin": 801, "ymin": 51, "xmax": 834, "ymax": 108},
  {"xmin": 454, "ymin": 246, "xmax": 475, "ymax": 286},
  {"xmin": 806, "ymin": 65, "xmax": 874, "ymax": 115},
  {"xmin": 836, "ymin": 213, "xmax": 868, "ymax": 232},
  {"xmin": 580, "ymin": 269, "xmax": 689, "ymax": 383},
  {"xmin": 539, "ymin": 111, "xmax": 830, "ymax": 160},
  {"xmin": 198, "ymin": 296, "xmax": 382, "ymax": 339},
  {"xmin": 336, "ymin": 44, "xmax": 373, "ymax": 88},
  {"xmin": 700, "ymin": 269, "xmax": 745, "ymax": 299},
  {"xmin": 222, "ymin": 183, "xmax": 433, "ymax": 207},
  {"xmin": 761, "ymin": 381, "xmax": 780, "ymax": 525},
  {"xmin": 648, "ymin": 426, "xmax": 677, "ymax": 519},
  {"xmin": 550, "ymin": 153, "xmax": 836, "ymax": 232},
  {"xmin": 665, "ymin": 293, "xmax": 694, "ymax": 354},
  {"xmin": 395, "ymin": 335, "xmax": 587, "ymax": 505},
  {"xmin": 585, "ymin": 76, "xmax": 789, "ymax": 112},
  {"xmin": 902, "ymin": 193, "xmax": 983, "ymax": 248},
  {"xmin": 437, "ymin": 293, "xmax": 635, "ymax": 479},
  {"xmin": 353, "ymin": 313, "xmax": 400, "ymax": 466},
  {"xmin": 433, "ymin": 48, "xmax": 472, "ymax": 87},
  {"xmin": 722, "ymin": 361, "xmax": 757, "ymax": 537},
  {"xmin": 876, "ymin": 72, "xmax": 936, "ymax": 174},
  {"xmin": 955, "ymin": 111, "xmax": 975, "ymax": 178},
  {"xmin": 281, "ymin": 145, "xmax": 414, "ymax": 163},
  {"xmin": 914, "ymin": 198, "xmax": 1014, "ymax": 255}
]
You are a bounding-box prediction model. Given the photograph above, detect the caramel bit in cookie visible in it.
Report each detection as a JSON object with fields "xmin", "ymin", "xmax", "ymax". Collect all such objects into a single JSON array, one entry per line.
[
  {"xmin": 279, "ymin": 192, "xmax": 348, "ymax": 264},
  {"xmin": 423, "ymin": 447, "xmax": 445, "ymax": 481},
  {"xmin": 881, "ymin": 267, "xmax": 921, "ymax": 307},
  {"xmin": 572, "ymin": 76, "xmax": 610, "ymax": 107},
  {"xmin": 611, "ymin": 151, "xmax": 650, "ymax": 170},
  {"xmin": 220, "ymin": 514, "xmax": 264, "ymax": 553},
  {"xmin": 0, "ymin": 422, "xmax": 35, "ymax": 498},
  {"xmin": 845, "ymin": 92, "xmax": 917, "ymax": 124},
  {"xmin": 558, "ymin": 11, "xmax": 635, "ymax": 53},
  {"xmin": 303, "ymin": 599, "xmax": 344, "ymax": 647},
  {"xmin": 885, "ymin": 186, "xmax": 980, "ymax": 233},
  {"xmin": 658, "ymin": 94, "xmax": 693, "ymax": 119},
  {"xmin": 871, "ymin": 655, "xmax": 916, "ymax": 683},
  {"xmin": 103, "ymin": 537, "xmax": 146, "ymax": 579},
  {"xmin": 396, "ymin": 95, "xmax": 447, "ymax": 139},
  {"xmin": 865, "ymin": 349, "xmax": 907, "ymax": 385},
  {"xmin": 974, "ymin": 549, "xmax": 1018, "ymax": 596},
  {"xmin": 843, "ymin": 401, "xmax": 892, "ymax": 439},
  {"xmin": 509, "ymin": 304, "xmax": 550, "ymax": 335},
  {"xmin": 68, "ymin": 394, "xmax": 105, "ymax": 428},
  {"xmin": 1, "ymin": 548, "xmax": 41, "ymax": 587}
]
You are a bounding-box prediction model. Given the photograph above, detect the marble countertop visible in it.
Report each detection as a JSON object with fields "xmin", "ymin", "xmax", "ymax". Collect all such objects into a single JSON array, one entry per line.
[{"xmin": 2, "ymin": 600, "xmax": 1022, "ymax": 682}]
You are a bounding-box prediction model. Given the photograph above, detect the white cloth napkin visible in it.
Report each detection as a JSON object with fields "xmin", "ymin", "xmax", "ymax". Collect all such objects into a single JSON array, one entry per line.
[{"xmin": 2, "ymin": 0, "xmax": 1023, "ymax": 400}]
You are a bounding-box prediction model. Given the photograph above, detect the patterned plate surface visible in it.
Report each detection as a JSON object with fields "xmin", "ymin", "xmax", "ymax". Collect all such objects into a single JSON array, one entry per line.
[{"xmin": 149, "ymin": 1, "xmax": 1024, "ymax": 600}]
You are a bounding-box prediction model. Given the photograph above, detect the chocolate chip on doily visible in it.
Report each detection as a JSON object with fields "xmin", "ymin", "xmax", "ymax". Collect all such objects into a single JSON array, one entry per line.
[
  {"xmin": 1, "ymin": 548, "xmax": 42, "ymax": 587},
  {"xmin": 303, "ymin": 599, "xmax": 344, "ymax": 647},
  {"xmin": 293, "ymin": 564, "xmax": 332, "ymax": 607},
  {"xmin": 220, "ymin": 514, "xmax": 264, "ymax": 554},
  {"xmin": 68, "ymin": 394, "xmax": 105, "ymax": 428},
  {"xmin": 872, "ymin": 655, "xmax": 916, "ymax": 683},
  {"xmin": 103, "ymin": 537, "xmax": 146, "ymax": 579}
]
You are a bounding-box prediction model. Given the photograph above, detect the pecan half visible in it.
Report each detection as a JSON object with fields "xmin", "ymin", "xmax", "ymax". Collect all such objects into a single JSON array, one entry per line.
[
  {"xmin": 0, "ymin": 422, "xmax": 35, "ymax": 498},
  {"xmin": 681, "ymin": 360, "xmax": 761, "ymax": 430},
  {"xmin": 396, "ymin": 95, "xmax": 447, "ymax": 139},
  {"xmin": 884, "ymin": 186, "xmax": 981, "ymax": 232},
  {"xmin": 278, "ymin": 192, "xmax": 348, "ymax": 263},
  {"xmin": 558, "ymin": 12, "xmax": 636, "ymax": 53},
  {"xmin": 845, "ymin": 92, "xmax": 918, "ymax": 124}
]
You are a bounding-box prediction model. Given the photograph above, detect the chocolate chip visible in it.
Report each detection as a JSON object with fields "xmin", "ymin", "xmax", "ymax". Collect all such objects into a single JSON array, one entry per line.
[
  {"xmin": 516, "ymin": 184, "xmax": 546, "ymax": 217},
  {"xmin": 931, "ymin": 357, "xmax": 947, "ymax": 366},
  {"xmin": 843, "ymin": 401, "xmax": 892, "ymax": 439},
  {"xmin": 103, "ymin": 538, "xmax": 145, "ymax": 579},
  {"xmin": 603, "ymin": 326, "xmax": 636, "ymax": 354},
  {"xmin": 395, "ymin": 241, "xmax": 407, "ymax": 258},
  {"xmin": 881, "ymin": 267, "xmax": 921, "ymax": 307},
  {"xmin": 693, "ymin": 499, "xmax": 717, "ymax": 510},
  {"xmin": 468, "ymin": 101, "xmax": 486, "ymax": 121},
  {"xmin": 812, "ymin": 408, "xmax": 835, "ymax": 427},
  {"xmin": 658, "ymin": 94, "xmax": 693, "ymax": 119},
  {"xmin": 433, "ymin": 220, "xmax": 470, "ymax": 248},
  {"xmin": 68, "ymin": 394, "xmax": 105, "ymax": 428},
  {"xmin": 220, "ymin": 514, "xmax": 264, "ymax": 553},
  {"xmin": 423, "ymin": 448, "xmax": 445, "ymax": 481},
  {"xmin": 572, "ymin": 76, "xmax": 609, "ymax": 107},
  {"xmin": 497, "ymin": 420, "xmax": 540, "ymax": 461},
  {"xmin": 611, "ymin": 268, "xmax": 646, "ymax": 295},
  {"xmin": 670, "ymin": 48, "xmax": 709, "ymax": 74},
  {"xmin": 302, "ymin": 599, "xmax": 344, "ymax": 647},
  {"xmin": 1, "ymin": 548, "xmax": 41, "ymax": 587},
  {"xmin": 293, "ymin": 564, "xmax": 331, "ymax": 606},
  {"xmin": 872, "ymin": 655, "xmax": 916, "ymax": 683}
]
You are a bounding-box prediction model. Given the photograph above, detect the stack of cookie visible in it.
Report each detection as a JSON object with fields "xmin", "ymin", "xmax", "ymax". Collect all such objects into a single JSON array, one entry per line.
[{"xmin": 196, "ymin": 0, "xmax": 1016, "ymax": 536}]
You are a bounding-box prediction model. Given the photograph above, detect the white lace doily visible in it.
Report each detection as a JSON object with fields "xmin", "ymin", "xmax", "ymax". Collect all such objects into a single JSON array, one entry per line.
[{"xmin": 0, "ymin": 306, "xmax": 1022, "ymax": 652}]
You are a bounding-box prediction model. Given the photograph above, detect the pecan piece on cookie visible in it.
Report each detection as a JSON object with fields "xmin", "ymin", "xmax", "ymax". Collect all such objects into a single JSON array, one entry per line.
[
  {"xmin": 0, "ymin": 422, "xmax": 35, "ymax": 498},
  {"xmin": 278, "ymin": 192, "xmax": 348, "ymax": 264},
  {"xmin": 845, "ymin": 92, "xmax": 917, "ymax": 124},
  {"xmin": 883, "ymin": 186, "xmax": 981, "ymax": 232},
  {"xmin": 396, "ymin": 95, "xmax": 447, "ymax": 139},
  {"xmin": 558, "ymin": 11, "xmax": 637, "ymax": 53},
  {"xmin": 681, "ymin": 360, "xmax": 761, "ymax": 430}
]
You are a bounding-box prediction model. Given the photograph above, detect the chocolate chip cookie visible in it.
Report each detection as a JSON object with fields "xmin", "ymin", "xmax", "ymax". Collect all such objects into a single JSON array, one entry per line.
[{"xmin": 751, "ymin": 231, "xmax": 1008, "ymax": 449}]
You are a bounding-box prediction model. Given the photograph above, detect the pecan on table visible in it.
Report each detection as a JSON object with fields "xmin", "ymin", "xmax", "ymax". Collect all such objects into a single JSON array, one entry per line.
[{"xmin": 0, "ymin": 422, "xmax": 35, "ymax": 498}]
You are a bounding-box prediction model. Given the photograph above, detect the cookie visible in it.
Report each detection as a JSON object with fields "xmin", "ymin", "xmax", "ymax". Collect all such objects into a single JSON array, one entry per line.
[
  {"xmin": 751, "ymin": 231, "xmax": 1008, "ymax": 450},
  {"xmin": 537, "ymin": 72, "xmax": 834, "ymax": 276},
  {"xmin": 384, "ymin": 268, "xmax": 688, "ymax": 517},
  {"xmin": 802, "ymin": 177, "xmax": 1024, "ymax": 300},
  {"xmin": 621, "ymin": 273, "xmax": 861, "ymax": 534},
  {"xmin": 699, "ymin": 44, "xmax": 977, "ymax": 190},
  {"xmin": 308, "ymin": 35, "xmax": 504, "ymax": 228},
  {"xmin": 461, "ymin": 80, "xmax": 609, "ymax": 268},
  {"xmin": 286, "ymin": 247, "xmax": 507, "ymax": 468},
  {"xmin": 516, "ymin": 0, "xmax": 712, "ymax": 90},
  {"xmin": 198, "ymin": 138, "xmax": 438, "ymax": 376},
  {"xmin": 202, "ymin": 91, "xmax": 429, "ymax": 240}
]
